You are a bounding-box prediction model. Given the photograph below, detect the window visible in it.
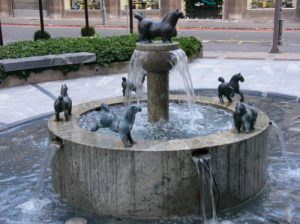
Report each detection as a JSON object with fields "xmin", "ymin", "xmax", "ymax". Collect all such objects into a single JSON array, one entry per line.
[
  {"xmin": 120, "ymin": 0, "xmax": 160, "ymax": 11},
  {"xmin": 65, "ymin": 0, "xmax": 101, "ymax": 10},
  {"xmin": 249, "ymin": 0, "xmax": 296, "ymax": 9}
]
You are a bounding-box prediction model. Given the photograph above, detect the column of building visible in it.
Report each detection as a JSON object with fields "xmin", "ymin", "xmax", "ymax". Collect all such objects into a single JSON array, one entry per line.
[
  {"xmin": 160, "ymin": 0, "xmax": 182, "ymax": 17},
  {"xmin": 0, "ymin": 0, "xmax": 13, "ymax": 17},
  {"xmin": 296, "ymin": 0, "xmax": 300, "ymax": 20},
  {"xmin": 47, "ymin": 0, "xmax": 63, "ymax": 18}
]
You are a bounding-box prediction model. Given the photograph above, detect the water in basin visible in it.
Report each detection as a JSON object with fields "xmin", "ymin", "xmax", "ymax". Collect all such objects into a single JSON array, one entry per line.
[{"xmin": 78, "ymin": 102, "xmax": 233, "ymax": 141}]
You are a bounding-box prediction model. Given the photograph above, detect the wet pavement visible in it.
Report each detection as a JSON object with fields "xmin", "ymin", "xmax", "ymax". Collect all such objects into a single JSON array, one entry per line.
[{"xmin": 1, "ymin": 51, "xmax": 300, "ymax": 129}]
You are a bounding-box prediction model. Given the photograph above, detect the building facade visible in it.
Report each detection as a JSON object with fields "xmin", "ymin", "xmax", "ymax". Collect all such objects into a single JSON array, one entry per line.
[{"xmin": 0, "ymin": 0, "xmax": 300, "ymax": 21}]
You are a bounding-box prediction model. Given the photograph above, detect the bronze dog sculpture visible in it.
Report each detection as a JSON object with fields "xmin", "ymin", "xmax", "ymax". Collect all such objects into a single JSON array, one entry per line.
[
  {"xmin": 218, "ymin": 73, "xmax": 245, "ymax": 103},
  {"xmin": 91, "ymin": 104, "xmax": 142, "ymax": 147},
  {"xmin": 54, "ymin": 84, "xmax": 72, "ymax": 121},
  {"xmin": 122, "ymin": 77, "xmax": 137, "ymax": 96},
  {"xmin": 121, "ymin": 74, "xmax": 146, "ymax": 96},
  {"xmin": 233, "ymin": 102, "xmax": 257, "ymax": 133},
  {"xmin": 135, "ymin": 9, "xmax": 185, "ymax": 43}
]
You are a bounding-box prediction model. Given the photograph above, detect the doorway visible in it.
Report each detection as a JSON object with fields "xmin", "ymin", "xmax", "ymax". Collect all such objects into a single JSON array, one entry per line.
[
  {"xmin": 12, "ymin": 0, "xmax": 48, "ymax": 17},
  {"xmin": 185, "ymin": 0, "xmax": 223, "ymax": 19}
]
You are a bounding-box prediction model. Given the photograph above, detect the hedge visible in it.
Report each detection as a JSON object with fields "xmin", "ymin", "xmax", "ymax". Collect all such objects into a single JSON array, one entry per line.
[{"xmin": 0, "ymin": 34, "xmax": 202, "ymax": 80}]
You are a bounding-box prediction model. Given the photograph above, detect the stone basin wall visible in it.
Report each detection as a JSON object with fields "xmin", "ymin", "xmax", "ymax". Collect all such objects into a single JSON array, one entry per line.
[{"xmin": 48, "ymin": 95, "xmax": 269, "ymax": 218}]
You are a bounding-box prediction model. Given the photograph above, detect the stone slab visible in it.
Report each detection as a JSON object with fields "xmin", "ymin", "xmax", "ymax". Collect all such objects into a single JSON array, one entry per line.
[
  {"xmin": 0, "ymin": 52, "xmax": 96, "ymax": 72},
  {"xmin": 0, "ymin": 85, "xmax": 53, "ymax": 124}
]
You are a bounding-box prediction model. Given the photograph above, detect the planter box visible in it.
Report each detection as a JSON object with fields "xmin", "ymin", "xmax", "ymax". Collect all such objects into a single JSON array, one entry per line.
[
  {"xmin": 0, "ymin": 49, "xmax": 202, "ymax": 88},
  {"xmin": 0, "ymin": 62, "xmax": 129, "ymax": 88}
]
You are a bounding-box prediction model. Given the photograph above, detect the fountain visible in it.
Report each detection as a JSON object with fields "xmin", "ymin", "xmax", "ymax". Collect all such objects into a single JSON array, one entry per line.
[
  {"xmin": 3, "ymin": 91, "xmax": 300, "ymax": 223},
  {"xmin": 48, "ymin": 10, "xmax": 270, "ymax": 220}
]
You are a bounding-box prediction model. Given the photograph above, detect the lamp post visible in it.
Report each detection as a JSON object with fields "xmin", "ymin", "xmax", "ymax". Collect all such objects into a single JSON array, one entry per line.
[
  {"xmin": 270, "ymin": 0, "xmax": 282, "ymax": 53},
  {"xmin": 38, "ymin": 0, "xmax": 45, "ymax": 38},
  {"xmin": 0, "ymin": 20, "xmax": 3, "ymax": 46},
  {"xmin": 128, "ymin": 0, "xmax": 133, "ymax": 33},
  {"xmin": 84, "ymin": 0, "xmax": 90, "ymax": 35},
  {"xmin": 100, "ymin": 0, "xmax": 106, "ymax": 25}
]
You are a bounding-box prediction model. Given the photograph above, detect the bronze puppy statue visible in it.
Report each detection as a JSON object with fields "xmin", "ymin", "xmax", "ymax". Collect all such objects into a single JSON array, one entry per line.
[
  {"xmin": 233, "ymin": 102, "xmax": 257, "ymax": 133},
  {"xmin": 218, "ymin": 73, "xmax": 245, "ymax": 103},
  {"xmin": 121, "ymin": 74, "xmax": 146, "ymax": 96},
  {"xmin": 91, "ymin": 104, "xmax": 142, "ymax": 147},
  {"xmin": 122, "ymin": 77, "xmax": 137, "ymax": 96},
  {"xmin": 54, "ymin": 84, "xmax": 72, "ymax": 121}
]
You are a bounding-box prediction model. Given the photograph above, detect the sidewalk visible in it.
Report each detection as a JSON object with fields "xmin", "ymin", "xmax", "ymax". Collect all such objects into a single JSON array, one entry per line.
[
  {"xmin": 2, "ymin": 16, "xmax": 300, "ymax": 31},
  {"xmin": 0, "ymin": 51, "xmax": 300, "ymax": 130}
]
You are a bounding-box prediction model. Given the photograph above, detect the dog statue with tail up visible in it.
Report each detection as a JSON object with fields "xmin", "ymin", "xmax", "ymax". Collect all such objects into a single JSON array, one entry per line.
[{"xmin": 218, "ymin": 73, "xmax": 245, "ymax": 104}]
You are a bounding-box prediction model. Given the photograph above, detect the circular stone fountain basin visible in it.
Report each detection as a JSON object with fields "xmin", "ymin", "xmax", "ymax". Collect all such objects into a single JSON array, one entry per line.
[
  {"xmin": 78, "ymin": 102, "xmax": 234, "ymax": 141},
  {"xmin": 48, "ymin": 95, "xmax": 269, "ymax": 219}
]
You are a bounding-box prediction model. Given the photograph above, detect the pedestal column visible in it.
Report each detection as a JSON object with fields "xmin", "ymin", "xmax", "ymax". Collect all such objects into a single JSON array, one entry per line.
[
  {"xmin": 135, "ymin": 42, "xmax": 179, "ymax": 123},
  {"xmin": 296, "ymin": 0, "xmax": 300, "ymax": 21},
  {"xmin": 147, "ymin": 72, "xmax": 169, "ymax": 122}
]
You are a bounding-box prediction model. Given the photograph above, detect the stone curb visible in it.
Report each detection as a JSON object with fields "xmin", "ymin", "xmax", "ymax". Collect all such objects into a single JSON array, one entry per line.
[{"xmin": 0, "ymin": 112, "xmax": 53, "ymax": 134}]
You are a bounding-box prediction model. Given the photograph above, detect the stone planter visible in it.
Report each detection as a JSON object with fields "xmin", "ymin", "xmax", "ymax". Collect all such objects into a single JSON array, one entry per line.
[{"xmin": 0, "ymin": 62, "xmax": 129, "ymax": 88}]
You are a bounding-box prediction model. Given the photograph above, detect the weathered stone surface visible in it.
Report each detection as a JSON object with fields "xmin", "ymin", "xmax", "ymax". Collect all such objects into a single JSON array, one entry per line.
[
  {"xmin": 147, "ymin": 72, "xmax": 169, "ymax": 122},
  {"xmin": 65, "ymin": 217, "xmax": 87, "ymax": 224},
  {"xmin": 136, "ymin": 42, "xmax": 179, "ymax": 51},
  {"xmin": 135, "ymin": 42, "xmax": 179, "ymax": 122},
  {"xmin": 135, "ymin": 43, "xmax": 179, "ymax": 73},
  {"xmin": 49, "ymin": 95, "xmax": 269, "ymax": 218},
  {"xmin": 0, "ymin": 52, "xmax": 96, "ymax": 72}
]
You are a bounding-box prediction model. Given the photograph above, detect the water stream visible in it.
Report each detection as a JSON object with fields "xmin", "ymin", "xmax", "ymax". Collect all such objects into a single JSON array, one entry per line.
[
  {"xmin": 270, "ymin": 121, "xmax": 292, "ymax": 170},
  {"xmin": 192, "ymin": 154, "xmax": 219, "ymax": 224},
  {"xmin": 33, "ymin": 140, "xmax": 60, "ymax": 196},
  {"xmin": 18, "ymin": 140, "xmax": 60, "ymax": 223},
  {"xmin": 127, "ymin": 48, "xmax": 195, "ymax": 110}
]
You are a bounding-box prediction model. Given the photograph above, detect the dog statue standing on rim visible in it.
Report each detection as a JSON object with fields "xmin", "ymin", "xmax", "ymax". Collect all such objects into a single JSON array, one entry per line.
[
  {"xmin": 54, "ymin": 84, "xmax": 72, "ymax": 121},
  {"xmin": 233, "ymin": 101, "xmax": 257, "ymax": 133},
  {"xmin": 218, "ymin": 73, "xmax": 245, "ymax": 104}
]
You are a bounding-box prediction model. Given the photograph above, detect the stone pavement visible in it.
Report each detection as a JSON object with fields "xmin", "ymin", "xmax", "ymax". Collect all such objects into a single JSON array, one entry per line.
[{"xmin": 0, "ymin": 51, "xmax": 300, "ymax": 130}]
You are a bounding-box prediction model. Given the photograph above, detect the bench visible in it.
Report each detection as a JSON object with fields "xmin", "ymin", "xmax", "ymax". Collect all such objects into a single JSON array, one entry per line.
[{"xmin": 0, "ymin": 52, "xmax": 96, "ymax": 72}]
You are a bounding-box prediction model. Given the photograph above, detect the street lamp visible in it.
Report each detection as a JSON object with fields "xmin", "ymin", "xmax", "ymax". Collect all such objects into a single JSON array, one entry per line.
[
  {"xmin": 270, "ymin": 0, "xmax": 283, "ymax": 53},
  {"xmin": 84, "ymin": 0, "xmax": 90, "ymax": 35},
  {"xmin": 0, "ymin": 20, "xmax": 3, "ymax": 46},
  {"xmin": 100, "ymin": 0, "xmax": 106, "ymax": 25},
  {"xmin": 128, "ymin": 0, "xmax": 133, "ymax": 33},
  {"xmin": 38, "ymin": 0, "xmax": 45, "ymax": 38}
]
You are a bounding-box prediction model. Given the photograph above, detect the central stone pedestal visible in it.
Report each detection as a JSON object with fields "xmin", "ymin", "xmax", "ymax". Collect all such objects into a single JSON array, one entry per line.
[
  {"xmin": 135, "ymin": 42, "xmax": 179, "ymax": 122},
  {"xmin": 147, "ymin": 72, "xmax": 169, "ymax": 122}
]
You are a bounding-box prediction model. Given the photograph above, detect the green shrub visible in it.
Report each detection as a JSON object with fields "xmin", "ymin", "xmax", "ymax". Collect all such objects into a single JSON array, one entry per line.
[
  {"xmin": 34, "ymin": 30, "xmax": 51, "ymax": 41},
  {"xmin": 81, "ymin": 26, "xmax": 96, "ymax": 37},
  {"xmin": 0, "ymin": 34, "xmax": 202, "ymax": 80},
  {"xmin": 175, "ymin": 36, "xmax": 202, "ymax": 57}
]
